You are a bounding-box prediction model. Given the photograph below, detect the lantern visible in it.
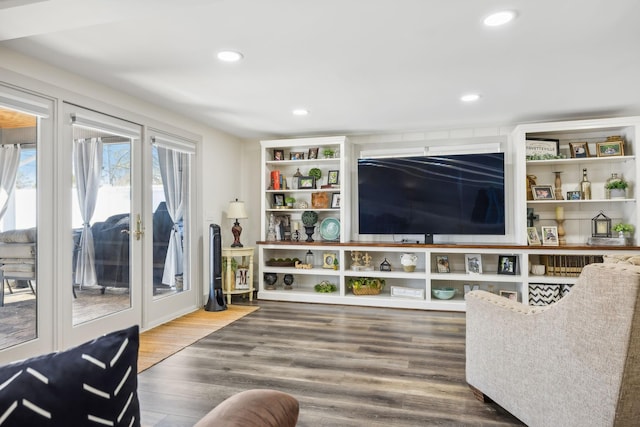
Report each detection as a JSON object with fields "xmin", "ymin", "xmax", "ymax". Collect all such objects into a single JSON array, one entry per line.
[{"xmin": 591, "ymin": 211, "xmax": 612, "ymax": 237}]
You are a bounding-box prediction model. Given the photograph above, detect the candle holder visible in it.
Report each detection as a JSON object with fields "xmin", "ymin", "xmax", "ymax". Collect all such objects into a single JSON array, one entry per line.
[
  {"xmin": 553, "ymin": 171, "xmax": 564, "ymax": 200},
  {"xmin": 555, "ymin": 206, "xmax": 566, "ymax": 245},
  {"xmin": 556, "ymin": 219, "xmax": 566, "ymax": 245}
]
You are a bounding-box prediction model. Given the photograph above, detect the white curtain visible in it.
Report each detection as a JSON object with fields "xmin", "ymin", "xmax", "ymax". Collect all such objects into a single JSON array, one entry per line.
[
  {"xmin": 73, "ymin": 138, "xmax": 103, "ymax": 286},
  {"xmin": 0, "ymin": 144, "xmax": 21, "ymax": 221},
  {"xmin": 158, "ymin": 147, "xmax": 185, "ymax": 286}
]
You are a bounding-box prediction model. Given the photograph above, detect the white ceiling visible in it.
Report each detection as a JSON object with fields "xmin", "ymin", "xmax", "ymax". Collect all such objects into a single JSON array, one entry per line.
[{"xmin": 1, "ymin": 0, "xmax": 640, "ymax": 139}]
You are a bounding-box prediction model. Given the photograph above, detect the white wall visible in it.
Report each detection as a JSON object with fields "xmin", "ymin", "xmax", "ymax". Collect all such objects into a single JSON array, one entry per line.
[{"xmin": 0, "ymin": 46, "xmax": 243, "ymax": 300}]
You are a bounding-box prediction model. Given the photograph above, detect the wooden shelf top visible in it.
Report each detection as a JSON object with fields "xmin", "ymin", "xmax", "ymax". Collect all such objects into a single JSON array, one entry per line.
[{"xmin": 256, "ymin": 241, "xmax": 640, "ymax": 251}]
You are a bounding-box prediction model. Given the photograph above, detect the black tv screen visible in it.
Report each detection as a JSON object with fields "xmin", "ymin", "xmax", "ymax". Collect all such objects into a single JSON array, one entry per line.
[{"xmin": 358, "ymin": 153, "xmax": 505, "ymax": 236}]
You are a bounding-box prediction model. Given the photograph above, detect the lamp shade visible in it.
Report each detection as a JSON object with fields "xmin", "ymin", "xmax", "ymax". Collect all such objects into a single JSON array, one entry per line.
[{"xmin": 228, "ymin": 200, "xmax": 248, "ymax": 219}]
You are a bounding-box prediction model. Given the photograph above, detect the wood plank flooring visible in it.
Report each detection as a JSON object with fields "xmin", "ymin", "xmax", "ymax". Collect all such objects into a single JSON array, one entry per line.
[
  {"xmin": 138, "ymin": 305, "xmax": 259, "ymax": 372},
  {"xmin": 138, "ymin": 300, "xmax": 524, "ymax": 427}
]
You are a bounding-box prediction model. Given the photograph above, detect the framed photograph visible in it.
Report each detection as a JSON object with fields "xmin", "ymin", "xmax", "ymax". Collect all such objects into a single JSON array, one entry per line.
[
  {"xmin": 323, "ymin": 252, "xmax": 337, "ymax": 269},
  {"xmin": 289, "ymin": 151, "xmax": 305, "ymax": 160},
  {"xmin": 273, "ymin": 214, "xmax": 291, "ymax": 240},
  {"xmin": 308, "ymin": 147, "xmax": 319, "ymax": 160},
  {"xmin": 499, "ymin": 290, "xmax": 518, "ymax": 301},
  {"xmin": 526, "ymin": 227, "xmax": 541, "ymax": 246},
  {"xmin": 569, "ymin": 142, "xmax": 590, "ymax": 158},
  {"xmin": 298, "ymin": 176, "xmax": 315, "ymax": 189},
  {"xmin": 272, "ymin": 193, "xmax": 285, "ymax": 208},
  {"xmin": 435, "ymin": 255, "xmax": 450, "ymax": 273},
  {"xmin": 497, "ymin": 255, "xmax": 517, "ymax": 275},
  {"xmin": 327, "ymin": 170, "xmax": 339, "ymax": 185},
  {"xmin": 273, "ymin": 149, "xmax": 284, "ymax": 161},
  {"xmin": 541, "ymin": 226, "xmax": 559, "ymax": 246},
  {"xmin": 531, "ymin": 185, "xmax": 555, "ymax": 200},
  {"xmin": 595, "ymin": 141, "xmax": 624, "ymax": 157},
  {"xmin": 567, "ymin": 190, "xmax": 582, "ymax": 200},
  {"xmin": 465, "ymin": 254, "xmax": 483, "ymax": 274},
  {"xmin": 331, "ymin": 193, "xmax": 340, "ymax": 209},
  {"xmin": 525, "ymin": 138, "xmax": 559, "ymax": 157}
]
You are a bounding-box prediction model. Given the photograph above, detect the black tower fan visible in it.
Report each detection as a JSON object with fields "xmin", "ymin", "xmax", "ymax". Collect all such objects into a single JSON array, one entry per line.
[{"xmin": 205, "ymin": 224, "xmax": 227, "ymax": 311}]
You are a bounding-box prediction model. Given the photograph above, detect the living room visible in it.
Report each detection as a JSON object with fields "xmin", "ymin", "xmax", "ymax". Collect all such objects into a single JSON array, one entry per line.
[{"xmin": 1, "ymin": 1, "xmax": 640, "ymax": 426}]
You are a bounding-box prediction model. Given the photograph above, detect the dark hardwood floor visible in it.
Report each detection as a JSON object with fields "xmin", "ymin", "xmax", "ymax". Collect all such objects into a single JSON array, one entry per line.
[{"xmin": 138, "ymin": 300, "xmax": 524, "ymax": 427}]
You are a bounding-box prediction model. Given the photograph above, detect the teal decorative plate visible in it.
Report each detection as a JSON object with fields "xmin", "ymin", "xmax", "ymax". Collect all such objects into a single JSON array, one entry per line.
[{"xmin": 320, "ymin": 218, "xmax": 340, "ymax": 241}]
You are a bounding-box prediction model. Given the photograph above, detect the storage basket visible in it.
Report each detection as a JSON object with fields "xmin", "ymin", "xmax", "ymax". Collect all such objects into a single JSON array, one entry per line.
[{"xmin": 352, "ymin": 286, "xmax": 382, "ymax": 296}]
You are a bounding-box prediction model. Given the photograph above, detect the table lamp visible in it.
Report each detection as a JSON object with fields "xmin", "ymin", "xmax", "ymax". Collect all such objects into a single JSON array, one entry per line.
[{"xmin": 228, "ymin": 199, "xmax": 248, "ymax": 247}]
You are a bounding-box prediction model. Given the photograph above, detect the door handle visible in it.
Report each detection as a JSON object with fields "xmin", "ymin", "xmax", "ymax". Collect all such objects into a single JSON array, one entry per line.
[
  {"xmin": 119, "ymin": 214, "xmax": 144, "ymax": 240},
  {"xmin": 134, "ymin": 213, "xmax": 145, "ymax": 240}
]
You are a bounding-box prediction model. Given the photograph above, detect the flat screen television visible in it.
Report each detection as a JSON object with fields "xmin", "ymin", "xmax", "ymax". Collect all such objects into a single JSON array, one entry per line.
[{"xmin": 357, "ymin": 153, "xmax": 505, "ymax": 240}]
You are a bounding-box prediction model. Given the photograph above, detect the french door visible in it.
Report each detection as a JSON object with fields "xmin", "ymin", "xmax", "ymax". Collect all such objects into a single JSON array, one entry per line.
[
  {"xmin": 60, "ymin": 104, "xmax": 144, "ymax": 347},
  {"xmin": 60, "ymin": 106, "xmax": 198, "ymax": 347},
  {"xmin": 0, "ymin": 89, "xmax": 198, "ymax": 361}
]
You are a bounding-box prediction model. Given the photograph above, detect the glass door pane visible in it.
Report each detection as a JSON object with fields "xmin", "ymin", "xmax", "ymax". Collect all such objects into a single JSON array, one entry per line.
[
  {"xmin": 0, "ymin": 107, "xmax": 37, "ymax": 350},
  {"xmin": 151, "ymin": 143, "xmax": 191, "ymax": 299},
  {"xmin": 71, "ymin": 129, "xmax": 133, "ymax": 324}
]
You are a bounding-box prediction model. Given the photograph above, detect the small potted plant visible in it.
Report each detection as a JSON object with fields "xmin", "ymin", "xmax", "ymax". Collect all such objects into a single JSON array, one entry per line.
[
  {"xmin": 308, "ymin": 168, "xmax": 322, "ymax": 188},
  {"xmin": 348, "ymin": 277, "xmax": 386, "ymax": 295},
  {"xmin": 613, "ymin": 223, "xmax": 634, "ymax": 238},
  {"xmin": 323, "ymin": 148, "xmax": 335, "ymax": 158},
  {"xmin": 605, "ymin": 178, "xmax": 628, "ymax": 199},
  {"xmin": 301, "ymin": 210, "xmax": 319, "ymax": 242},
  {"xmin": 222, "ymin": 257, "xmax": 238, "ymax": 289},
  {"xmin": 285, "ymin": 196, "xmax": 296, "ymax": 208}
]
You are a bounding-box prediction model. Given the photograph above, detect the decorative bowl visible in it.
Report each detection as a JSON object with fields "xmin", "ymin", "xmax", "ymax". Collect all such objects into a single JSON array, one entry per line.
[{"xmin": 432, "ymin": 287, "xmax": 456, "ymax": 300}]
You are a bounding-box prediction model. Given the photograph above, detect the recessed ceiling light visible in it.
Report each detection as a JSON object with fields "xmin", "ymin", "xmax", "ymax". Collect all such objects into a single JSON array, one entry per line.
[
  {"xmin": 461, "ymin": 93, "xmax": 481, "ymax": 103},
  {"xmin": 483, "ymin": 10, "xmax": 516, "ymax": 27},
  {"xmin": 217, "ymin": 50, "xmax": 243, "ymax": 62},
  {"xmin": 292, "ymin": 109, "xmax": 309, "ymax": 116}
]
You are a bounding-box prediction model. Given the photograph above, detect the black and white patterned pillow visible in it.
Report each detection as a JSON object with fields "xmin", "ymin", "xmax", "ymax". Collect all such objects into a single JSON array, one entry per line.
[{"xmin": 0, "ymin": 325, "xmax": 140, "ymax": 426}]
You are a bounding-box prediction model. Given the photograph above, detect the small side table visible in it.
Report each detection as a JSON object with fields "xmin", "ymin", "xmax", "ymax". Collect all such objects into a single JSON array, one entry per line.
[{"xmin": 222, "ymin": 246, "xmax": 255, "ymax": 305}]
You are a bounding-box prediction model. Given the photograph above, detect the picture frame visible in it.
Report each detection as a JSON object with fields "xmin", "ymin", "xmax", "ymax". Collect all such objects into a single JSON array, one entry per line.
[
  {"xmin": 525, "ymin": 138, "xmax": 559, "ymax": 158},
  {"xmin": 289, "ymin": 151, "xmax": 305, "ymax": 160},
  {"xmin": 566, "ymin": 190, "xmax": 582, "ymax": 200},
  {"xmin": 327, "ymin": 170, "xmax": 339, "ymax": 185},
  {"xmin": 435, "ymin": 255, "xmax": 450, "ymax": 273},
  {"xmin": 497, "ymin": 255, "xmax": 517, "ymax": 275},
  {"xmin": 308, "ymin": 147, "xmax": 319, "ymax": 160},
  {"xmin": 298, "ymin": 176, "xmax": 315, "ymax": 189},
  {"xmin": 272, "ymin": 193, "xmax": 285, "ymax": 208},
  {"xmin": 273, "ymin": 149, "xmax": 284, "ymax": 161},
  {"xmin": 323, "ymin": 252, "xmax": 337, "ymax": 269},
  {"xmin": 499, "ymin": 290, "xmax": 518, "ymax": 301},
  {"xmin": 273, "ymin": 214, "xmax": 291, "ymax": 240},
  {"xmin": 595, "ymin": 141, "xmax": 624, "ymax": 157},
  {"xmin": 541, "ymin": 226, "xmax": 559, "ymax": 246},
  {"xmin": 569, "ymin": 142, "xmax": 590, "ymax": 158},
  {"xmin": 465, "ymin": 254, "xmax": 482, "ymax": 274},
  {"xmin": 331, "ymin": 193, "xmax": 340, "ymax": 209},
  {"xmin": 526, "ymin": 227, "xmax": 541, "ymax": 246},
  {"xmin": 531, "ymin": 185, "xmax": 555, "ymax": 200}
]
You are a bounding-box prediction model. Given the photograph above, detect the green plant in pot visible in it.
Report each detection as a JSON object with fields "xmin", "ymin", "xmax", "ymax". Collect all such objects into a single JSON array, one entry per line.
[
  {"xmin": 222, "ymin": 257, "xmax": 238, "ymax": 289},
  {"xmin": 308, "ymin": 168, "xmax": 322, "ymax": 188},
  {"xmin": 323, "ymin": 148, "xmax": 335, "ymax": 158},
  {"xmin": 301, "ymin": 210, "xmax": 318, "ymax": 242},
  {"xmin": 605, "ymin": 178, "xmax": 628, "ymax": 199},
  {"xmin": 613, "ymin": 223, "xmax": 634, "ymax": 238},
  {"xmin": 285, "ymin": 196, "xmax": 296, "ymax": 207},
  {"xmin": 348, "ymin": 277, "xmax": 386, "ymax": 295}
]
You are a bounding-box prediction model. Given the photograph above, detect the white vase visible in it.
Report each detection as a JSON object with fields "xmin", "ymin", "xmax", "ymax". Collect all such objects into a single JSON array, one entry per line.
[
  {"xmin": 610, "ymin": 188, "xmax": 626, "ymax": 199},
  {"xmin": 400, "ymin": 253, "xmax": 417, "ymax": 272}
]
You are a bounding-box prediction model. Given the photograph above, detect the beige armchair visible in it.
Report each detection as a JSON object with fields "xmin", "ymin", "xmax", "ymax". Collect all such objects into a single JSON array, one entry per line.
[{"xmin": 466, "ymin": 261, "xmax": 640, "ymax": 427}]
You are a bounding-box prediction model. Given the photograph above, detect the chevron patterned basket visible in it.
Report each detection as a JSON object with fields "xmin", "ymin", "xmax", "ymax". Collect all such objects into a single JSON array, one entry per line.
[{"xmin": 528, "ymin": 283, "xmax": 561, "ymax": 306}]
